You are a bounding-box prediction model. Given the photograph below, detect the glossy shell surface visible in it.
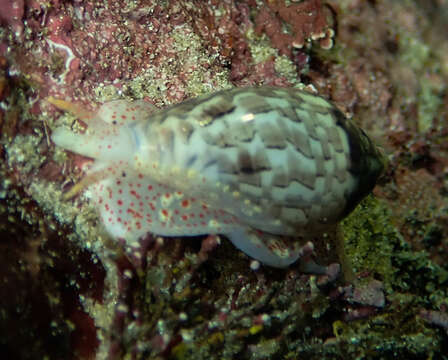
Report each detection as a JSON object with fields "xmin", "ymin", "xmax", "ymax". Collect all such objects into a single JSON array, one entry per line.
[{"xmin": 51, "ymin": 87, "xmax": 385, "ymax": 267}]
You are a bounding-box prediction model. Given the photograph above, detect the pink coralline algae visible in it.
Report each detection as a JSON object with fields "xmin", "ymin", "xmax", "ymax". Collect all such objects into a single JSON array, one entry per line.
[
  {"xmin": 2, "ymin": 0, "xmax": 448, "ymax": 358},
  {"xmin": 0, "ymin": 0, "xmax": 24, "ymax": 35},
  {"xmin": 254, "ymin": 0, "xmax": 335, "ymax": 57}
]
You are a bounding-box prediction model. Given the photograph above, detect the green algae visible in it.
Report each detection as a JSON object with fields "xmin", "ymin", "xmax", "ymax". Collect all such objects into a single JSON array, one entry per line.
[
  {"xmin": 246, "ymin": 27, "xmax": 305, "ymax": 85},
  {"xmin": 398, "ymin": 31, "xmax": 446, "ymax": 133},
  {"xmin": 342, "ymin": 195, "xmax": 448, "ymax": 293},
  {"xmin": 416, "ymin": 75, "xmax": 445, "ymax": 133},
  {"xmin": 338, "ymin": 194, "xmax": 448, "ymax": 357},
  {"xmin": 341, "ymin": 196, "xmax": 398, "ymax": 291}
]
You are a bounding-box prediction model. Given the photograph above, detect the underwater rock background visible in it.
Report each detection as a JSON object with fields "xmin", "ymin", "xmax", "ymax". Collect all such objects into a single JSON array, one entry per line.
[{"xmin": 0, "ymin": 0, "xmax": 447, "ymax": 359}]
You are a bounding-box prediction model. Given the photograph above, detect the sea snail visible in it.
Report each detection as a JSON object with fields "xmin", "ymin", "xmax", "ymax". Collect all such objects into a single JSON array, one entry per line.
[{"xmin": 50, "ymin": 86, "xmax": 386, "ymax": 268}]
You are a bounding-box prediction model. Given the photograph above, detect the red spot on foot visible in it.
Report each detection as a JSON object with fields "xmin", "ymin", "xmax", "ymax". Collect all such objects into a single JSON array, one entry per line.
[{"xmin": 130, "ymin": 190, "xmax": 141, "ymax": 199}]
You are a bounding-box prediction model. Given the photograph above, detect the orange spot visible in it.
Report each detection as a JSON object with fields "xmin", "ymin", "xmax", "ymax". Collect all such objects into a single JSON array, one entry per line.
[
  {"xmin": 130, "ymin": 190, "xmax": 141, "ymax": 199},
  {"xmin": 126, "ymin": 208, "xmax": 143, "ymax": 219}
]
